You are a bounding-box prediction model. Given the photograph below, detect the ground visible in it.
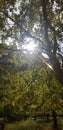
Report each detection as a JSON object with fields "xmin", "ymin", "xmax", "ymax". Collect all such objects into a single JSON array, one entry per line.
[{"xmin": 4, "ymin": 117, "xmax": 63, "ymax": 130}]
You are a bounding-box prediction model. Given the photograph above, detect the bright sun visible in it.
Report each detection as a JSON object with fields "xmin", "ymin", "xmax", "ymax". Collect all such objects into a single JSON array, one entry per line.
[
  {"xmin": 22, "ymin": 38, "xmax": 37, "ymax": 54},
  {"xmin": 24, "ymin": 43, "xmax": 36, "ymax": 51}
]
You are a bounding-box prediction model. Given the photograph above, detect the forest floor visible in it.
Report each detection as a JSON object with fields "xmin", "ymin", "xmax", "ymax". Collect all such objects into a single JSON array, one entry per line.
[{"xmin": 5, "ymin": 118, "xmax": 63, "ymax": 130}]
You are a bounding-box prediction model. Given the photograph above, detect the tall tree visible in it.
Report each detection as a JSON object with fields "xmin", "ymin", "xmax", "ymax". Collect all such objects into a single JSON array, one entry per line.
[{"xmin": 0, "ymin": 0, "xmax": 63, "ymax": 85}]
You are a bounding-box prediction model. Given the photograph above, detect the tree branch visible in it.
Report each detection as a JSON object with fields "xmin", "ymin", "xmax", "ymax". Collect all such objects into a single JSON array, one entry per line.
[{"xmin": 0, "ymin": 10, "xmax": 46, "ymax": 50}]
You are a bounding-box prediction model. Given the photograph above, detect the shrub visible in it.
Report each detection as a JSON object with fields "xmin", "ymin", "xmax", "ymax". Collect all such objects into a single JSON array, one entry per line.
[{"xmin": 5, "ymin": 118, "xmax": 38, "ymax": 130}]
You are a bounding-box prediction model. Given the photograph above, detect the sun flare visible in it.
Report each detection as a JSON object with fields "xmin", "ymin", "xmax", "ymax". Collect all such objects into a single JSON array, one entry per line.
[
  {"xmin": 24, "ymin": 43, "xmax": 36, "ymax": 51},
  {"xmin": 22, "ymin": 38, "xmax": 37, "ymax": 54}
]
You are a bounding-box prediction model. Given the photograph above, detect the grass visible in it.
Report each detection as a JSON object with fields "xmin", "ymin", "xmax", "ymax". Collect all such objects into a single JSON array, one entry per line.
[
  {"xmin": 5, "ymin": 118, "xmax": 63, "ymax": 130},
  {"xmin": 5, "ymin": 118, "xmax": 38, "ymax": 130}
]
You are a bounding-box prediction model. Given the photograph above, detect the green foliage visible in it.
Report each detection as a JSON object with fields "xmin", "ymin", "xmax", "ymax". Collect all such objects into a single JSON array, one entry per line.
[
  {"xmin": 3, "ymin": 104, "xmax": 27, "ymax": 121},
  {"xmin": 0, "ymin": 0, "xmax": 63, "ymax": 121},
  {"xmin": 0, "ymin": 45, "xmax": 63, "ymax": 120},
  {"xmin": 5, "ymin": 118, "xmax": 63, "ymax": 130},
  {"xmin": 5, "ymin": 118, "xmax": 38, "ymax": 130}
]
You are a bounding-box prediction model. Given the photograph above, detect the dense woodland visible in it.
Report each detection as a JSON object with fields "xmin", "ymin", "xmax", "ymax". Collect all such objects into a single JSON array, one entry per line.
[{"xmin": 0, "ymin": 0, "xmax": 63, "ymax": 128}]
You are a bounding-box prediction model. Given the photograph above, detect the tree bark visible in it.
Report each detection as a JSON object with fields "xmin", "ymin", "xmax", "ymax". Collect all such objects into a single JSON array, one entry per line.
[
  {"xmin": 52, "ymin": 110, "xmax": 58, "ymax": 129},
  {"xmin": 42, "ymin": 0, "xmax": 63, "ymax": 86}
]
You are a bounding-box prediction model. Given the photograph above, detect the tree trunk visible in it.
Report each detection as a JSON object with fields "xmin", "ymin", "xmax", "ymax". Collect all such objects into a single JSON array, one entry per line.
[
  {"xmin": 0, "ymin": 122, "xmax": 4, "ymax": 130},
  {"xmin": 52, "ymin": 110, "xmax": 58, "ymax": 129},
  {"xmin": 42, "ymin": 0, "xmax": 63, "ymax": 87}
]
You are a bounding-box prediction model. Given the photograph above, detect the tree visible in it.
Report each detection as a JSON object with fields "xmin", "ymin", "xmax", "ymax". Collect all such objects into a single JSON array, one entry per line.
[
  {"xmin": 0, "ymin": 1, "xmax": 63, "ymax": 128},
  {"xmin": 0, "ymin": 43, "xmax": 63, "ymax": 128},
  {"xmin": 41, "ymin": 70, "xmax": 62, "ymax": 127},
  {"xmin": 0, "ymin": 0, "xmax": 63, "ymax": 86}
]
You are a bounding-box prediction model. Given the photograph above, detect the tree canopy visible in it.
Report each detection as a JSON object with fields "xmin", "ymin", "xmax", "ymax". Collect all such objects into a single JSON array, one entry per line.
[
  {"xmin": 0, "ymin": 0, "xmax": 63, "ymax": 125},
  {"xmin": 0, "ymin": 0, "xmax": 63, "ymax": 85}
]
